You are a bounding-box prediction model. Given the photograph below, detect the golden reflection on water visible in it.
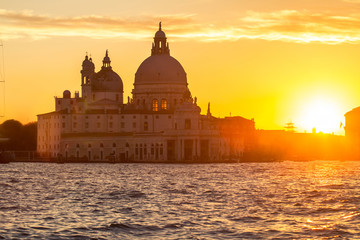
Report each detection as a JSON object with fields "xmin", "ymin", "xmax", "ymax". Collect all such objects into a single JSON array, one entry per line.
[
  {"xmin": 1, "ymin": 161, "xmax": 360, "ymax": 239},
  {"xmin": 283, "ymin": 161, "xmax": 360, "ymax": 238}
]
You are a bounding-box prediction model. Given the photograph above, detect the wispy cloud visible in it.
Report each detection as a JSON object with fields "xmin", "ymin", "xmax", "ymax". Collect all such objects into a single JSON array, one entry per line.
[
  {"xmin": 2, "ymin": 9, "xmax": 360, "ymax": 44},
  {"xmin": 342, "ymin": 0, "xmax": 360, "ymax": 3},
  {"xmin": 0, "ymin": 9, "xmax": 197, "ymax": 40},
  {"xmin": 236, "ymin": 10, "xmax": 360, "ymax": 44}
]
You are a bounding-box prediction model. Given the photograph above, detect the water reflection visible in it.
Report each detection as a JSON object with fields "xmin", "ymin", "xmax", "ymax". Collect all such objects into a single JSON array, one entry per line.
[{"xmin": 0, "ymin": 161, "xmax": 360, "ymax": 239}]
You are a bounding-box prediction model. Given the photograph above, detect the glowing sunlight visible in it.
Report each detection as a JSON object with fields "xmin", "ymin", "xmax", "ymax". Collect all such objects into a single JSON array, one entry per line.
[{"xmin": 297, "ymin": 97, "xmax": 343, "ymax": 134}]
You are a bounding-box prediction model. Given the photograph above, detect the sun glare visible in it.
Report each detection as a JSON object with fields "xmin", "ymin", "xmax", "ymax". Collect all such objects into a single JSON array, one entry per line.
[{"xmin": 297, "ymin": 97, "xmax": 343, "ymax": 134}]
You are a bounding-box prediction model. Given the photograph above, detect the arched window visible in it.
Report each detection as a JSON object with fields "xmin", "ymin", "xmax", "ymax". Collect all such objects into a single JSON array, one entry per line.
[
  {"xmin": 113, "ymin": 143, "xmax": 116, "ymax": 148},
  {"xmin": 152, "ymin": 99, "xmax": 158, "ymax": 111},
  {"xmin": 144, "ymin": 122, "xmax": 148, "ymax": 131},
  {"xmin": 161, "ymin": 99, "xmax": 167, "ymax": 110},
  {"xmin": 100, "ymin": 143, "xmax": 104, "ymax": 148}
]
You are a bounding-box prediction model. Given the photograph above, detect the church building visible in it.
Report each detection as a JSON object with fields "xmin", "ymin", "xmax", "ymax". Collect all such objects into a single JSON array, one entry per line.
[{"xmin": 37, "ymin": 23, "xmax": 255, "ymax": 162}]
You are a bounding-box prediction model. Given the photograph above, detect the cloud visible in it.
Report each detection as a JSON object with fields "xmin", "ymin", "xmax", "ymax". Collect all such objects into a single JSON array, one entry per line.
[
  {"xmin": 2, "ymin": 8, "xmax": 360, "ymax": 44},
  {"xmin": 235, "ymin": 10, "xmax": 360, "ymax": 44},
  {"xmin": 342, "ymin": 0, "xmax": 360, "ymax": 3},
  {"xmin": 0, "ymin": 9, "xmax": 197, "ymax": 40}
]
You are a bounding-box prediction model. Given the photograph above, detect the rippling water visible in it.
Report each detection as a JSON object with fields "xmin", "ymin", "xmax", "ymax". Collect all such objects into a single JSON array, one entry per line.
[{"xmin": 1, "ymin": 161, "xmax": 360, "ymax": 239}]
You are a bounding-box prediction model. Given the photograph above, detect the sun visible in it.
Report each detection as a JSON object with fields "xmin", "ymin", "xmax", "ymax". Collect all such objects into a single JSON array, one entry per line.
[{"xmin": 297, "ymin": 97, "xmax": 343, "ymax": 134}]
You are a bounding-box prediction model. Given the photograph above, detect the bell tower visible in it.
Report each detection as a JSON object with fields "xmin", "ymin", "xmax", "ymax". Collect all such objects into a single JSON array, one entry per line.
[{"xmin": 81, "ymin": 53, "xmax": 95, "ymax": 99}]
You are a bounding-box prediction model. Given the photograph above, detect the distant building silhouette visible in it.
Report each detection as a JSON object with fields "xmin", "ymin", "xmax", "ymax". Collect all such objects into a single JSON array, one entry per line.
[
  {"xmin": 344, "ymin": 107, "xmax": 360, "ymax": 158},
  {"xmin": 37, "ymin": 23, "xmax": 255, "ymax": 162},
  {"xmin": 284, "ymin": 122, "xmax": 296, "ymax": 133},
  {"xmin": 256, "ymin": 129, "xmax": 345, "ymax": 161}
]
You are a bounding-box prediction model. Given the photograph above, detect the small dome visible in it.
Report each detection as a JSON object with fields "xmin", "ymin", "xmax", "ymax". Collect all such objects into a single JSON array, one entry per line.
[
  {"xmin": 82, "ymin": 55, "xmax": 89, "ymax": 64},
  {"xmin": 155, "ymin": 30, "xmax": 166, "ymax": 38},
  {"xmin": 155, "ymin": 22, "xmax": 166, "ymax": 38},
  {"xmin": 91, "ymin": 69, "xmax": 123, "ymax": 92},
  {"xmin": 90, "ymin": 50, "xmax": 122, "ymax": 92},
  {"xmin": 63, "ymin": 90, "xmax": 71, "ymax": 98},
  {"xmin": 135, "ymin": 54, "xmax": 187, "ymax": 85}
]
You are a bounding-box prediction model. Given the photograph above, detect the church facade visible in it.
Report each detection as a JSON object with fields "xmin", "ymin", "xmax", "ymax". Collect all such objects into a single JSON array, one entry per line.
[{"xmin": 37, "ymin": 23, "xmax": 255, "ymax": 162}]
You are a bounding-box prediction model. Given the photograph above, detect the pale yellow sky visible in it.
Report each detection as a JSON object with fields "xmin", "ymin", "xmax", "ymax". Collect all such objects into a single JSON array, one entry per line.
[{"xmin": 2, "ymin": 0, "xmax": 360, "ymax": 134}]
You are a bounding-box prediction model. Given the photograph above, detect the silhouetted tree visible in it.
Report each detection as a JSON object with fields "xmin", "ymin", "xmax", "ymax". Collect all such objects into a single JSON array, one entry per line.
[
  {"xmin": 0, "ymin": 120, "xmax": 37, "ymax": 150},
  {"xmin": 21, "ymin": 122, "xmax": 37, "ymax": 150}
]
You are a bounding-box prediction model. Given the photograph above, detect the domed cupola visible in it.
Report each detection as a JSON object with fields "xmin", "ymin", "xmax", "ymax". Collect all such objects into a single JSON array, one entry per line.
[{"xmin": 91, "ymin": 50, "xmax": 123, "ymax": 92}]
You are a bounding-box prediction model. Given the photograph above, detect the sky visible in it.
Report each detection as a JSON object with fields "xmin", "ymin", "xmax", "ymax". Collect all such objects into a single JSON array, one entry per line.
[{"xmin": 2, "ymin": 0, "xmax": 360, "ymax": 134}]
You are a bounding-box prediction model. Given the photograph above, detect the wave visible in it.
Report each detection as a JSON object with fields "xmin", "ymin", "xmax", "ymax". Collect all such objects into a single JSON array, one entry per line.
[
  {"xmin": 100, "ymin": 222, "xmax": 163, "ymax": 233},
  {"xmin": 2, "ymin": 162, "xmax": 360, "ymax": 239},
  {"xmin": 168, "ymin": 188, "xmax": 191, "ymax": 194},
  {"xmin": 230, "ymin": 216, "xmax": 265, "ymax": 223}
]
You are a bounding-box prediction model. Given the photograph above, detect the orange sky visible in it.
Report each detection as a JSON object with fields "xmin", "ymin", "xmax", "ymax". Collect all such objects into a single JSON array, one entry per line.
[{"xmin": 2, "ymin": 0, "xmax": 360, "ymax": 134}]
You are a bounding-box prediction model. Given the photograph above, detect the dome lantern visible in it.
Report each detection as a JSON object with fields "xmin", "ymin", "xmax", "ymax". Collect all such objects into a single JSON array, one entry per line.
[
  {"xmin": 152, "ymin": 22, "xmax": 170, "ymax": 56},
  {"xmin": 102, "ymin": 50, "xmax": 111, "ymax": 69}
]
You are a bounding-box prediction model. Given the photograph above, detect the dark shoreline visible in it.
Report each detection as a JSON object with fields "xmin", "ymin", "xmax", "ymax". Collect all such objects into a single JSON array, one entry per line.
[
  {"xmin": 2, "ymin": 154, "xmax": 350, "ymax": 164},
  {"xmin": 4, "ymin": 157, "xmax": 284, "ymax": 164},
  {"xmin": 4, "ymin": 158, "xmax": 348, "ymax": 164}
]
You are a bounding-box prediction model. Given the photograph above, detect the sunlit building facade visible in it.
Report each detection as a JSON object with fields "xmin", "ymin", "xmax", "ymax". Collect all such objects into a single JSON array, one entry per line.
[{"xmin": 37, "ymin": 23, "xmax": 255, "ymax": 162}]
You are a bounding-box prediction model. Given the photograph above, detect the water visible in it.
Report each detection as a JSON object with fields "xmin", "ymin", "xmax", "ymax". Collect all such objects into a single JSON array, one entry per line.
[{"xmin": 1, "ymin": 161, "xmax": 360, "ymax": 239}]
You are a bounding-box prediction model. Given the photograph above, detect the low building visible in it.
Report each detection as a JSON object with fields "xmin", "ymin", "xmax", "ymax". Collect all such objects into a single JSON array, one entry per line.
[
  {"xmin": 37, "ymin": 23, "xmax": 255, "ymax": 162},
  {"xmin": 255, "ymin": 130, "xmax": 345, "ymax": 161}
]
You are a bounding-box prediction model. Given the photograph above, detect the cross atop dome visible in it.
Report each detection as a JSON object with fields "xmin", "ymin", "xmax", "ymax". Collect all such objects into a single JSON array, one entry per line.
[{"xmin": 152, "ymin": 22, "xmax": 170, "ymax": 55}]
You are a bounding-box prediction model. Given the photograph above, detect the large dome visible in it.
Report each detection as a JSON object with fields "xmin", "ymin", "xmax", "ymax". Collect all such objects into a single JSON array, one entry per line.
[{"xmin": 135, "ymin": 54, "xmax": 187, "ymax": 85}]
